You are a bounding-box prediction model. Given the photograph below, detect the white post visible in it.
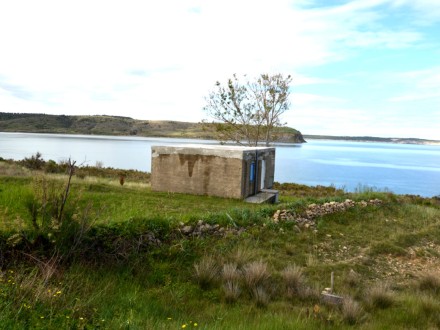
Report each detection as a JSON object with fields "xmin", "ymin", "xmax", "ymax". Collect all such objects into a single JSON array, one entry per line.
[{"xmin": 330, "ymin": 272, "xmax": 334, "ymax": 293}]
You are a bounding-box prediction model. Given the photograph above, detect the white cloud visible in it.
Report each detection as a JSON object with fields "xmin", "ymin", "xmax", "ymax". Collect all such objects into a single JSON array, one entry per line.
[
  {"xmin": 290, "ymin": 73, "xmax": 339, "ymax": 86},
  {"xmin": 388, "ymin": 67, "xmax": 440, "ymax": 102},
  {"xmin": 0, "ymin": 0, "xmax": 439, "ymax": 139},
  {"xmin": 291, "ymin": 93, "xmax": 346, "ymax": 106}
]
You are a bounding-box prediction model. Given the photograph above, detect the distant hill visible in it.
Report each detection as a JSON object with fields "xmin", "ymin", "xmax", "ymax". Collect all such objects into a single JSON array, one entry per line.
[
  {"xmin": 304, "ymin": 134, "xmax": 440, "ymax": 145},
  {"xmin": 0, "ymin": 113, "xmax": 306, "ymax": 143}
]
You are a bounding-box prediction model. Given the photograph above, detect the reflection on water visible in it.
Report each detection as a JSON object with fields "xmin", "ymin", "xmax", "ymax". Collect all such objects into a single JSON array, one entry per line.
[{"xmin": 1, "ymin": 133, "xmax": 439, "ymax": 197}]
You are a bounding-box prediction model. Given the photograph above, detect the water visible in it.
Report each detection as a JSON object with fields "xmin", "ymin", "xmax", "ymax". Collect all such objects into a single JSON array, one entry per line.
[{"xmin": 1, "ymin": 132, "xmax": 439, "ymax": 197}]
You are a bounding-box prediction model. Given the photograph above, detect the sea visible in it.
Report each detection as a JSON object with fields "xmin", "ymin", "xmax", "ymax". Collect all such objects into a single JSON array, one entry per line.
[{"xmin": 1, "ymin": 132, "xmax": 439, "ymax": 197}]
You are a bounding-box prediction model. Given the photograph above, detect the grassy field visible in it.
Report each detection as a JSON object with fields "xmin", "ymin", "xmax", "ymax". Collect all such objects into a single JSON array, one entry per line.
[{"xmin": 1, "ymin": 160, "xmax": 440, "ymax": 329}]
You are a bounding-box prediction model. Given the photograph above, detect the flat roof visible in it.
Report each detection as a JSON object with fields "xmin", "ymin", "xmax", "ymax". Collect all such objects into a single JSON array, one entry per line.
[{"xmin": 152, "ymin": 144, "xmax": 274, "ymax": 159}]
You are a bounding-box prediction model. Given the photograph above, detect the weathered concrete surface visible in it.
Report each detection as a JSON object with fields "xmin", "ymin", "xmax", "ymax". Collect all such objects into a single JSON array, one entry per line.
[
  {"xmin": 151, "ymin": 144, "xmax": 271, "ymax": 159},
  {"xmin": 245, "ymin": 190, "xmax": 279, "ymax": 204},
  {"xmin": 151, "ymin": 145, "xmax": 275, "ymax": 199},
  {"xmin": 152, "ymin": 152, "xmax": 243, "ymax": 198}
]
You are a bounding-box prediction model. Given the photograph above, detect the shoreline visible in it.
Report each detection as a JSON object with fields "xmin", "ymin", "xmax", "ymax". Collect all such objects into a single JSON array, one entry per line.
[
  {"xmin": 1, "ymin": 130, "xmax": 439, "ymax": 146},
  {"xmin": 304, "ymin": 135, "xmax": 440, "ymax": 146}
]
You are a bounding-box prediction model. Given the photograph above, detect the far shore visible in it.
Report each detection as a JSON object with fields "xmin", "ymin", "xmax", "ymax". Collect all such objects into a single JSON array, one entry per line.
[
  {"xmin": 1, "ymin": 130, "xmax": 440, "ymax": 146},
  {"xmin": 303, "ymin": 135, "xmax": 440, "ymax": 146}
]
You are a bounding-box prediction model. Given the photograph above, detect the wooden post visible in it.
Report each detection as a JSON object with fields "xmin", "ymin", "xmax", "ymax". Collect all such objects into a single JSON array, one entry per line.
[{"xmin": 330, "ymin": 272, "xmax": 334, "ymax": 293}]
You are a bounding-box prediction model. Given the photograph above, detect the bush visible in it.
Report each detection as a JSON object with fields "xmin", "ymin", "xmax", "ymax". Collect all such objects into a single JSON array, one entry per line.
[
  {"xmin": 44, "ymin": 160, "xmax": 61, "ymax": 173},
  {"xmin": 21, "ymin": 152, "xmax": 45, "ymax": 170}
]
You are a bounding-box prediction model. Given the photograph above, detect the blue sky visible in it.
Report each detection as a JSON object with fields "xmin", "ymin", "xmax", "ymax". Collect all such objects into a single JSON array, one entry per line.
[{"xmin": 0, "ymin": 0, "xmax": 439, "ymax": 139}]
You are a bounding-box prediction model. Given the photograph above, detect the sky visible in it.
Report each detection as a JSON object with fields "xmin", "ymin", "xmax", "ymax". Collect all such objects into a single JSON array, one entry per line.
[{"xmin": 0, "ymin": 0, "xmax": 439, "ymax": 140}]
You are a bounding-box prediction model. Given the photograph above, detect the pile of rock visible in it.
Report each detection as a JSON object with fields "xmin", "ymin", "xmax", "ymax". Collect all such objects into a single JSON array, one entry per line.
[
  {"xmin": 178, "ymin": 220, "xmax": 245, "ymax": 238},
  {"xmin": 177, "ymin": 199, "xmax": 383, "ymax": 238},
  {"xmin": 273, "ymin": 199, "xmax": 383, "ymax": 230},
  {"xmin": 144, "ymin": 233, "xmax": 162, "ymax": 246}
]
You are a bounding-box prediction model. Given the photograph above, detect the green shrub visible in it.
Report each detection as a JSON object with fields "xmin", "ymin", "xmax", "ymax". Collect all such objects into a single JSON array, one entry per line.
[
  {"xmin": 44, "ymin": 160, "xmax": 62, "ymax": 173},
  {"xmin": 21, "ymin": 152, "xmax": 45, "ymax": 170}
]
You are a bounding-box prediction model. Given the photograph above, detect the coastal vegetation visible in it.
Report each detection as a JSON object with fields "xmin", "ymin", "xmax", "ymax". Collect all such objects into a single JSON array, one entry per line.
[
  {"xmin": 2, "ymin": 112, "xmax": 439, "ymax": 145},
  {"xmin": 0, "ymin": 112, "xmax": 305, "ymax": 143},
  {"xmin": 1, "ymin": 157, "xmax": 440, "ymax": 328}
]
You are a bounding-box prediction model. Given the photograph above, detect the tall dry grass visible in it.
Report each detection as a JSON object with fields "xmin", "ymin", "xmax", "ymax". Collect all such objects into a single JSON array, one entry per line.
[
  {"xmin": 243, "ymin": 260, "xmax": 271, "ymax": 306},
  {"xmin": 281, "ymin": 264, "xmax": 305, "ymax": 298},
  {"xmin": 222, "ymin": 263, "xmax": 241, "ymax": 303},
  {"xmin": 194, "ymin": 256, "xmax": 219, "ymax": 289}
]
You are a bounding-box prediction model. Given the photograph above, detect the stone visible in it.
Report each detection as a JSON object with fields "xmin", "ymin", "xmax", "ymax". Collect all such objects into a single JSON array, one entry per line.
[
  {"xmin": 181, "ymin": 225, "xmax": 193, "ymax": 234},
  {"xmin": 321, "ymin": 293, "xmax": 344, "ymax": 305}
]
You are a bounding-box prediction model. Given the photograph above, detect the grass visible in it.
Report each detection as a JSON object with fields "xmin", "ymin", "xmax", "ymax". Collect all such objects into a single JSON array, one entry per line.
[
  {"xmin": 281, "ymin": 264, "xmax": 307, "ymax": 299},
  {"xmin": 365, "ymin": 283, "xmax": 395, "ymax": 310},
  {"xmin": 0, "ymin": 175, "xmax": 263, "ymax": 230},
  {"xmin": 341, "ymin": 297, "xmax": 364, "ymax": 325},
  {"xmin": 416, "ymin": 270, "xmax": 440, "ymax": 293},
  {"xmin": 222, "ymin": 263, "xmax": 242, "ymax": 303},
  {"xmin": 2, "ymin": 160, "xmax": 440, "ymax": 328},
  {"xmin": 194, "ymin": 256, "xmax": 219, "ymax": 290}
]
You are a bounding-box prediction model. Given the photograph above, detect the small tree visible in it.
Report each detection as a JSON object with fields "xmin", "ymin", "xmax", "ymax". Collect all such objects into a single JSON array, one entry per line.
[{"xmin": 203, "ymin": 73, "xmax": 292, "ymax": 146}]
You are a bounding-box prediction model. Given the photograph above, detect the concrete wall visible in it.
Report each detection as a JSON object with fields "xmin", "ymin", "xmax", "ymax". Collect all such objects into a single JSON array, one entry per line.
[{"xmin": 151, "ymin": 145, "xmax": 275, "ymax": 199}]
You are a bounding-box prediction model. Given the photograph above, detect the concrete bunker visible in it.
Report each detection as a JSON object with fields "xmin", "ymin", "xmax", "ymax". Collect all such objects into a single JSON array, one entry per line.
[{"xmin": 151, "ymin": 145, "xmax": 277, "ymax": 202}]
